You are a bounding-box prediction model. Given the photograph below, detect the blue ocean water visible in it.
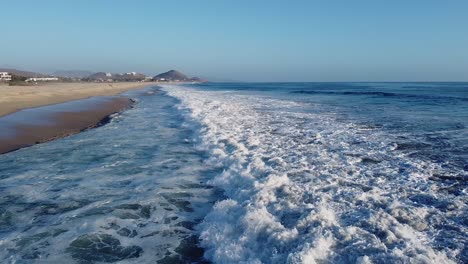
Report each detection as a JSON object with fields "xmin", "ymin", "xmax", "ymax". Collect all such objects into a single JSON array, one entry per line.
[{"xmin": 0, "ymin": 83, "xmax": 467, "ymax": 263}]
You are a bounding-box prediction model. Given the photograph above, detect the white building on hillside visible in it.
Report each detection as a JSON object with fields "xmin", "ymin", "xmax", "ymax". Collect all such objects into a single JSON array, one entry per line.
[{"xmin": 0, "ymin": 72, "xmax": 12, "ymax": 81}]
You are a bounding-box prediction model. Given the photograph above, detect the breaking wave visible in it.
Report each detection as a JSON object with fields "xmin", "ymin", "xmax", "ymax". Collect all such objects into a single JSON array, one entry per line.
[{"xmin": 163, "ymin": 85, "xmax": 467, "ymax": 264}]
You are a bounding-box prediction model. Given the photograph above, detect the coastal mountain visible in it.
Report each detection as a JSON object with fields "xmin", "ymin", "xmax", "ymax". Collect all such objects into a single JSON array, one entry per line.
[
  {"xmin": 85, "ymin": 72, "xmax": 146, "ymax": 82},
  {"xmin": 52, "ymin": 70, "xmax": 95, "ymax": 78},
  {"xmin": 0, "ymin": 68, "xmax": 47, "ymax": 78},
  {"xmin": 1, "ymin": 68, "xmax": 206, "ymax": 82},
  {"xmin": 153, "ymin": 70, "xmax": 206, "ymax": 82},
  {"xmin": 153, "ymin": 70, "xmax": 189, "ymax": 81}
]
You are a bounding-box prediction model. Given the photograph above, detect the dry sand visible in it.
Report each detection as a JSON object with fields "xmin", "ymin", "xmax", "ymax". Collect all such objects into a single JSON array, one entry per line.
[{"xmin": 0, "ymin": 82, "xmax": 151, "ymax": 117}]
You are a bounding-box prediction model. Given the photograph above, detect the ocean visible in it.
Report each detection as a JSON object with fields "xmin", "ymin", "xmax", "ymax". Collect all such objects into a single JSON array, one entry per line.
[{"xmin": 0, "ymin": 82, "xmax": 467, "ymax": 263}]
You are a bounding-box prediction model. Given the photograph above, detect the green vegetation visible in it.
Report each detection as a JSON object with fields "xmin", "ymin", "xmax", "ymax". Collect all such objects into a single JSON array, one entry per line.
[{"xmin": 8, "ymin": 75, "xmax": 30, "ymax": 86}]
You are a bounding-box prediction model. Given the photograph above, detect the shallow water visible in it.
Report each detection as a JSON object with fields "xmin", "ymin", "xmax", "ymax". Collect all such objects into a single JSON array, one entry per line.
[
  {"xmin": 0, "ymin": 82, "xmax": 467, "ymax": 263},
  {"xmin": 0, "ymin": 87, "xmax": 219, "ymax": 263},
  {"xmin": 0, "ymin": 96, "xmax": 126, "ymax": 140}
]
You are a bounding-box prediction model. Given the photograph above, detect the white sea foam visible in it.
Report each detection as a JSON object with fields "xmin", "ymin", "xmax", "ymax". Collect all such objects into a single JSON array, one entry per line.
[{"xmin": 163, "ymin": 85, "xmax": 466, "ymax": 264}]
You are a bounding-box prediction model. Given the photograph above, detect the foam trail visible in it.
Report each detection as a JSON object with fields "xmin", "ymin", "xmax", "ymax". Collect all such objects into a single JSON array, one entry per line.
[{"xmin": 163, "ymin": 84, "xmax": 466, "ymax": 264}]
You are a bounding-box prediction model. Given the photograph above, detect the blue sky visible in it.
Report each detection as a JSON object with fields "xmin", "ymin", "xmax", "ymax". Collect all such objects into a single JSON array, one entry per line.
[{"xmin": 1, "ymin": 0, "xmax": 467, "ymax": 81}]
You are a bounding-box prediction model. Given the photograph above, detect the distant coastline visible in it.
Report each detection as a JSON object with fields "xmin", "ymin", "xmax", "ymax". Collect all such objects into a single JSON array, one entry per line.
[{"xmin": 0, "ymin": 68, "xmax": 206, "ymax": 85}]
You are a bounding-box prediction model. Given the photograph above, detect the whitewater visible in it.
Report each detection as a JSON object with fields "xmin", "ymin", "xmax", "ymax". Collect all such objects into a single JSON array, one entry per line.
[
  {"xmin": 0, "ymin": 82, "xmax": 466, "ymax": 263},
  {"xmin": 163, "ymin": 83, "xmax": 466, "ymax": 264}
]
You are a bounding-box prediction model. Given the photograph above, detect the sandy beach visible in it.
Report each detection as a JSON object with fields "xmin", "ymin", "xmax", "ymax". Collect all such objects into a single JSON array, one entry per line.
[
  {"xmin": 0, "ymin": 82, "xmax": 150, "ymax": 117},
  {"xmin": 0, "ymin": 82, "xmax": 150, "ymax": 154},
  {"xmin": 0, "ymin": 96, "xmax": 134, "ymax": 154}
]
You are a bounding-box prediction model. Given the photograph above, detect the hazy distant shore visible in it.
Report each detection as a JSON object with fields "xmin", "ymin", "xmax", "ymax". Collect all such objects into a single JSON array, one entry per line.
[{"xmin": 0, "ymin": 82, "xmax": 151, "ymax": 117}]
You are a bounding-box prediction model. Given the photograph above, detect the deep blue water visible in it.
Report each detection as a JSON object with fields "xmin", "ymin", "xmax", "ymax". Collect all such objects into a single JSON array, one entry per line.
[{"xmin": 0, "ymin": 83, "xmax": 467, "ymax": 263}]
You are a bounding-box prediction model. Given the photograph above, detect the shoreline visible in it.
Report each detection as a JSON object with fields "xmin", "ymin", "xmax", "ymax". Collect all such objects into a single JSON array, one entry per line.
[
  {"xmin": 0, "ymin": 96, "xmax": 136, "ymax": 155},
  {"xmin": 0, "ymin": 82, "xmax": 151, "ymax": 117},
  {"xmin": 0, "ymin": 81, "xmax": 157, "ymax": 155},
  {"xmin": 0, "ymin": 81, "xmax": 196, "ymax": 155}
]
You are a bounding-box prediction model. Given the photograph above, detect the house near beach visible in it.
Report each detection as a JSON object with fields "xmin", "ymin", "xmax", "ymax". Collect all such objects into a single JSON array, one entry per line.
[
  {"xmin": 0, "ymin": 72, "xmax": 12, "ymax": 81},
  {"xmin": 25, "ymin": 77, "xmax": 59, "ymax": 82}
]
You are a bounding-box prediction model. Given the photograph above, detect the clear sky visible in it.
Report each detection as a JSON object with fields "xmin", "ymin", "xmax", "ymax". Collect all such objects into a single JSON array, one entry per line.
[{"xmin": 1, "ymin": 0, "xmax": 467, "ymax": 81}]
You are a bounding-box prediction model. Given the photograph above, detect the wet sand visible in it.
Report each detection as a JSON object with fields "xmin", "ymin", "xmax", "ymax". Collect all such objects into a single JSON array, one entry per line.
[
  {"xmin": 0, "ymin": 82, "xmax": 150, "ymax": 117},
  {"xmin": 0, "ymin": 82, "xmax": 151, "ymax": 154},
  {"xmin": 0, "ymin": 96, "xmax": 135, "ymax": 154}
]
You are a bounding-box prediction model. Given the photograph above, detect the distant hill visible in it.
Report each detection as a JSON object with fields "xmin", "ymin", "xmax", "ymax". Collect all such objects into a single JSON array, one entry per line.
[
  {"xmin": 52, "ymin": 70, "xmax": 95, "ymax": 78},
  {"xmin": 0, "ymin": 68, "xmax": 47, "ymax": 78},
  {"xmin": 153, "ymin": 70, "xmax": 189, "ymax": 81},
  {"xmin": 85, "ymin": 72, "xmax": 146, "ymax": 82},
  {"xmin": 153, "ymin": 70, "xmax": 207, "ymax": 82}
]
